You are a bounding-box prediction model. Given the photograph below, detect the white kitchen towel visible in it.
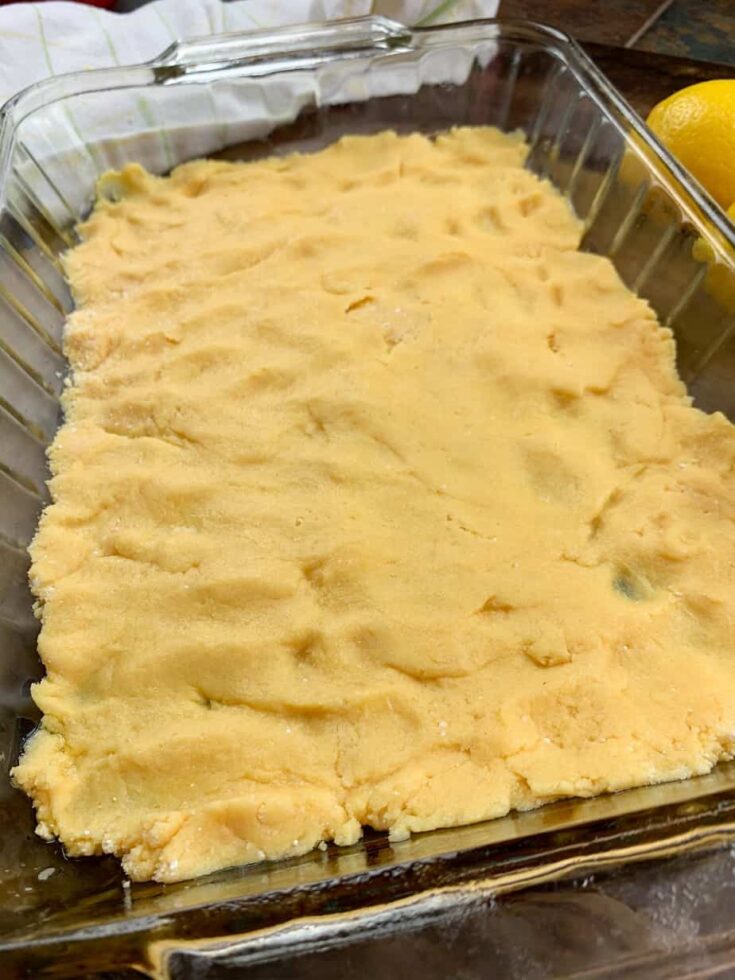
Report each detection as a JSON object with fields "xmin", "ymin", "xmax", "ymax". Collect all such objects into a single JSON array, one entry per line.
[
  {"xmin": 0, "ymin": 0, "xmax": 499, "ymax": 106},
  {"xmin": 1, "ymin": 0, "xmax": 499, "ymax": 220}
]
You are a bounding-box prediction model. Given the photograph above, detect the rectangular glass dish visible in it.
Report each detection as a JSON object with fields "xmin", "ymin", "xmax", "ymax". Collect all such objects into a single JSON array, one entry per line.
[{"xmin": 3, "ymin": 15, "xmax": 735, "ymax": 977}]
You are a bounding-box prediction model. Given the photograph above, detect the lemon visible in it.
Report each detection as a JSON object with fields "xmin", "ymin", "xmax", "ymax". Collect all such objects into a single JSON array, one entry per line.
[
  {"xmin": 689, "ymin": 201, "xmax": 735, "ymax": 312},
  {"xmin": 647, "ymin": 80, "xmax": 735, "ymax": 209}
]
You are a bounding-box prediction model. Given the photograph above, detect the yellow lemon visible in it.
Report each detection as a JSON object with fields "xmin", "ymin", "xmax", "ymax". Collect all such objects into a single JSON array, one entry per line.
[
  {"xmin": 647, "ymin": 79, "xmax": 735, "ymax": 209},
  {"xmin": 690, "ymin": 201, "xmax": 735, "ymax": 312}
]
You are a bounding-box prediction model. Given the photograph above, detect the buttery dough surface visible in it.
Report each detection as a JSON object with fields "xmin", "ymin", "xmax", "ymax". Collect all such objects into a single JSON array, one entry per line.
[{"xmin": 14, "ymin": 128, "xmax": 735, "ymax": 882}]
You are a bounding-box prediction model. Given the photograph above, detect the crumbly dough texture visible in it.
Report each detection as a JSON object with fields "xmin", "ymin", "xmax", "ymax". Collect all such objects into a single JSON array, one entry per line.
[{"xmin": 14, "ymin": 128, "xmax": 735, "ymax": 882}]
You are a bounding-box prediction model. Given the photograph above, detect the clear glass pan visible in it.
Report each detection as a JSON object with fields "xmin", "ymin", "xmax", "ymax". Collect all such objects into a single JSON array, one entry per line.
[{"xmin": 2, "ymin": 15, "xmax": 735, "ymax": 977}]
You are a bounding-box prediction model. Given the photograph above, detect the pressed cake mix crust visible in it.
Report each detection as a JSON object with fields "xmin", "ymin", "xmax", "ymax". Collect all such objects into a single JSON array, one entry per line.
[{"xmin": 13, "ymin": 128, "xmax": 735, "ymax": 882}]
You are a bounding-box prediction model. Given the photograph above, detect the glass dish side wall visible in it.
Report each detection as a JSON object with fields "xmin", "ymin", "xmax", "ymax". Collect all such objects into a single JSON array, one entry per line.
[{"xmin": 2, "ymin": 17, "xmax": 735, "ymax": 973}]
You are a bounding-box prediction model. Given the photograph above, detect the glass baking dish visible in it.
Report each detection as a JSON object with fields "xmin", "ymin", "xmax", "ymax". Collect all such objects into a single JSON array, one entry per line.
[{"xmin": 3, "ymin": 15, "xmax": 735, "ymax": 977}]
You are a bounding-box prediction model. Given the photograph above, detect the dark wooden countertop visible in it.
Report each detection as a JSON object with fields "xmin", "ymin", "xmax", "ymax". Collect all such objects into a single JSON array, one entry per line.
[
  {"xmin": 581, "ymin": 42, "xmax": 735, "ymax": 118},
  {"xmin": 501, "ymin": 0, "xmax": 735, "ymax": 65},
  {"xmin": 500, "ymin": 0, "xmax": 734, "ymax": 119}
]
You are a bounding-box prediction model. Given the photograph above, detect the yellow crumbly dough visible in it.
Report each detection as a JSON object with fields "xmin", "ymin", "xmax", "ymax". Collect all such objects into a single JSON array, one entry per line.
[{"xmin": 14, "ymin": 128, "xmax": 735, "ymax": 883}]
